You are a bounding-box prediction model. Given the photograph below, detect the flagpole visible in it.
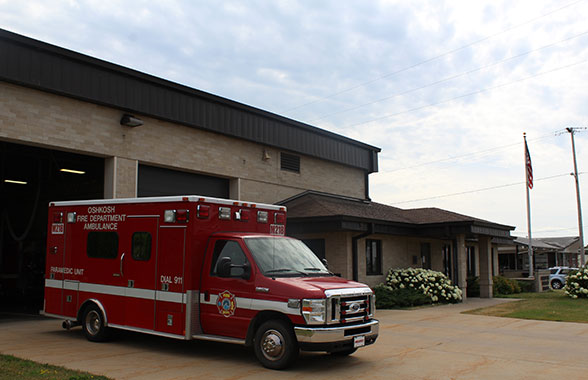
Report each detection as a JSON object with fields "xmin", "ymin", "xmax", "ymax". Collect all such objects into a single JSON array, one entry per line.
[{"xmin": 524, "ymin": 133, "xmax": 534, "ymax": 278}]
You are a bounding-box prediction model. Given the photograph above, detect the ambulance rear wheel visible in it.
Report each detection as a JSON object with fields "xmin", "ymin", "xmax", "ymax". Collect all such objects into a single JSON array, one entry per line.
[
  {"xmin": 253, "ymin": 320, "xmax": 299, "ymax": 370},
  {"xmin": 82, "ymin": 304, "xmax": 109, "ymax": 342}
]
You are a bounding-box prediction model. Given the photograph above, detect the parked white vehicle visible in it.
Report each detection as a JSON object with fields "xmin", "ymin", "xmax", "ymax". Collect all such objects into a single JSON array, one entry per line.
[{"xmin": 549, "ymin": 267, "xmax": 578, "ymax": 289}]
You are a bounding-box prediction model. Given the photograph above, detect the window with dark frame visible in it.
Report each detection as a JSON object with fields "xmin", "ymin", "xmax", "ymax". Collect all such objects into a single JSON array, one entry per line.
[
  {"xmin": 210, "ymin": 240, "xmax": 249, "ymax": 277},
  {"xmin": 87, "ymin": 231, "xmax": 119, "ymax": 259},
  {"xmin": 132, "ymin": 232, "xmax": 152, "ymax": 261},
  {"xmin": 280, "ymin": 152, "xmax": 300, "ymax": 173},
  {"xmin": 467, "ymin": 246, "xmax": 476, "ymax": 277},
  {"xmin": 366, "ymin": 239, "xmax": 382, "ymax": 275},
  {"xmin": 421, "ymin": 242, "xmax": 432, "ymax": 270}
]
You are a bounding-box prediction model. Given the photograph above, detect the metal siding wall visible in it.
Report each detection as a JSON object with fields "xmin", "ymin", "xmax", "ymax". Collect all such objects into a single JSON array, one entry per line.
[{"xmin": 0, "ymin": 31, "xmax": 378, "ymax": 172}]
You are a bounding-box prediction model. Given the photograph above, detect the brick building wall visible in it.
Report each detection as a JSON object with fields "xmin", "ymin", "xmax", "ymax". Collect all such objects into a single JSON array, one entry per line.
[{"xmin": 0, "ymin": 82, "xmax": 366, "ymax": 203}]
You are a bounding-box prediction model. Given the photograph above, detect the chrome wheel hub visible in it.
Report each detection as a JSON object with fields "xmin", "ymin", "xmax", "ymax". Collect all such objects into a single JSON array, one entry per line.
[
  {"xmin": 261, "ymin": 329, "xmax": 285, "ymax": 360},
  {"xmin": 85, "ymin": 310, "xmax": 100, "ymax": 336}
]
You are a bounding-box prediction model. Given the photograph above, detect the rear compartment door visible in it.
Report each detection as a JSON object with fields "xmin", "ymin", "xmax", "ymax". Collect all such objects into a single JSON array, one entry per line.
[
  {"xmin": 120, "ymin": 216, "xmax": 159, "ymax": 330},
  {"xmin": 44, "ymin": 210, "xmax": 66, "ymax": 316},
  {"xmin": 155, "ymin": 225, "xmax": 186, "ymax": 336}
]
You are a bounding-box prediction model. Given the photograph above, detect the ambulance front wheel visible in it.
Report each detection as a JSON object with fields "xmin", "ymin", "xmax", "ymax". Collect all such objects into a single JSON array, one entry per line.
[
  {"xmin": 82, "ymin": 304, "xmax": 110, "ymax": 342},
  {"xmin": 253, "ymin": 320, "xmax": 299, "ymax": 370}
]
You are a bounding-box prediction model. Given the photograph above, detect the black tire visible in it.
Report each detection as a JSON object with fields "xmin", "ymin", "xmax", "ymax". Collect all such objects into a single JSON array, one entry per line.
[
  {"xmin": 253, "ymin": 320, "xmax": 299, "ymax": 370},
  {"xmin": 330, "ymin": 347, "xmax": 357, "ymax": 356},
  {"xmin": 551, "ymin": 280, "xmax": 563, "ymax": 290},
  {"xmin": 82, "ymin": 304, "xmax": 110, "ymax": 342}
]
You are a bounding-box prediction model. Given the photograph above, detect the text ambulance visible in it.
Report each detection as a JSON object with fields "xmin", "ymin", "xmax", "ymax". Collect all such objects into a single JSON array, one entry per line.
[{"xmin": 42, "ymin": 195, "xmax": 378, "ymax": 369}]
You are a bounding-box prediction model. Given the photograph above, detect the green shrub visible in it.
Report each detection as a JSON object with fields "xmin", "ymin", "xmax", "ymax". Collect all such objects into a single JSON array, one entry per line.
[
  {"xmin": 564, "ymin": 267, "xmax": 588, "ymax": 299},
  {"xmin": 493, "ymin": 276, "xmax": 521, "ymax": 295},
  {"xmin": 384, "ymin": 267, "xmax": 462, "ymax": 304},
  {"xmin": 516, "ymin": 279, "xmax": 534, "ymax": 293},
  {"xmin": 467, "ymin": 276, "xmax": 480, "ymax": 297},
  {"xmin": 373, "ymin": 284, "xmax": 432, "ymax": 308}
]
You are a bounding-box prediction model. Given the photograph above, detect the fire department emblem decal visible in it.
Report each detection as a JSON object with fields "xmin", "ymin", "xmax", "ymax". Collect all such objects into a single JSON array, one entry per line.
[{"xmin": 217, "ymin": 290, "xmax": 236, "ymax": 317}]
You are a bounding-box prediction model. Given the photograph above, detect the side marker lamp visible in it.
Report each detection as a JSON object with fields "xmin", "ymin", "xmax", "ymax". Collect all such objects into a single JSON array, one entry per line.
[
  {"xmin": 219, "ymin": 207, "xmax": 231, "ymax": 220},
  {"xmin": 257, "ymin": 211, "xmax": 268, "ymax": 223},
  {"xmin": 164, "ymin": 210, "xmax": 176, "ymax": 223},
  {"xmin": 67, "ymin": 212, "xmax": 77, "ymax": 223}
]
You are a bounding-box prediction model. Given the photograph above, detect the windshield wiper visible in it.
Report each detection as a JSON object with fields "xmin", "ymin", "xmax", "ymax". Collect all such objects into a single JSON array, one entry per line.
[
  {"xmin": 304, "ymin": 267, "xmax": 335, "ymax": 275},
  {"xmin": 265, "ymin": 268, "xmax": 308, "ymax": 276}
]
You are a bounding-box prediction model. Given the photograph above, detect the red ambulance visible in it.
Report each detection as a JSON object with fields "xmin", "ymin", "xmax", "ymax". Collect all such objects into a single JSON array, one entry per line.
[{"xmin": 42, "ymin": 195, "xmax": 378, "ymax": 369}]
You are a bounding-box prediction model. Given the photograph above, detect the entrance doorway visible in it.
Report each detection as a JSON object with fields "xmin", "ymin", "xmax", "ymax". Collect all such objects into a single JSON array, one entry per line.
[{"xmin": 0, "ymin": 141, "xmax": 103, "ymax": 313}]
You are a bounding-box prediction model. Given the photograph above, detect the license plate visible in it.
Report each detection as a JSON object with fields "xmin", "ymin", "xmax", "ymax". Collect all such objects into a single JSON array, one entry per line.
[
  {"xmin": 269, "ymin": 224, "xmax": 285, "ymax": 236},
  {"xmin": 353, "ymin": 335, "xmax": 365, "ymax": 348}
]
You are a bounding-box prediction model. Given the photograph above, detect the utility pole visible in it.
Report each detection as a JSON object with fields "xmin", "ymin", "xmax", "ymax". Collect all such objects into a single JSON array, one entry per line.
[{"xmin": 566, "ymin": 127, "xmax": 585, "ymax": 267}]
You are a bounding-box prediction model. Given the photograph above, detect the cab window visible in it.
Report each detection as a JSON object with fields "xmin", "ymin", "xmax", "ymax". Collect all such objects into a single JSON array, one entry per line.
[{"xmin": 210, "ymin": 240, "xmax": 248, "ymax": 277}]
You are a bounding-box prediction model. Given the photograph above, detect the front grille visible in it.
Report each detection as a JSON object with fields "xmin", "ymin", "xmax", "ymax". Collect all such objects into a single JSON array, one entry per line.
[{"xmin": 326, "ymin": 289, "xmax": 374, "ymax": 325}]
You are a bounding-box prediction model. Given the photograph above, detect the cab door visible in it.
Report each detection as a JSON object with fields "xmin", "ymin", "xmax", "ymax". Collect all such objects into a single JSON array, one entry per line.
[
  {"xmin": 120, "ymin": 216, "xmax": 158, "ymax": 330},
  {"xmin": 200, "ymin": 238, "xmax": 256, "ymax": 339}
]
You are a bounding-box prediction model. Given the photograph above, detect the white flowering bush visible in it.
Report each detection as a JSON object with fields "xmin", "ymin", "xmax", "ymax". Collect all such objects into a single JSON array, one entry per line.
[
  {"xmin": 564, "ymin": 267, "xmax": 588, "ymax": 299},
  {"xmin": 385, "ymin": 267, "xmax": 463, "ymax": 304}
]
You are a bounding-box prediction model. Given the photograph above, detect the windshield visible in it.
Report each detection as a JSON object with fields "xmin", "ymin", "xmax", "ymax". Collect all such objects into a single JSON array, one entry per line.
[{"xmin": 244, "ymin": 237, "xmax": 331, "ymax": 277}]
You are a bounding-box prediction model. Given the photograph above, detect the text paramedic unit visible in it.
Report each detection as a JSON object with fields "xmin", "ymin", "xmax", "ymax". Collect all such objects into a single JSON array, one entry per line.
[{"xmin": 42, "ymin": 195, "xmax": 379, "ymax": 369}]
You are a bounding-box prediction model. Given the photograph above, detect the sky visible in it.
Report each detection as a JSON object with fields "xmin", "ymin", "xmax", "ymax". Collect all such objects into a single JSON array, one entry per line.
[{"xmin": 1, "ymin": 0, "xmax": 588, "ymax": 238}]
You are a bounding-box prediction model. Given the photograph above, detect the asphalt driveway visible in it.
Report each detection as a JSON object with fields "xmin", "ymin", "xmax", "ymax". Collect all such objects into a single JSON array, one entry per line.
[{"xmin": 2, "ymin": 298, "xmax": 588, "ymax": 380}]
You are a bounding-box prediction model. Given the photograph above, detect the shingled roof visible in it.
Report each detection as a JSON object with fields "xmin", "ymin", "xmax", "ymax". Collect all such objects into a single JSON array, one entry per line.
[
  {"xmin": 514, "ymin": 236, "xmax": 579, "ymax": 251},
  {"xmin": 279, "ymin": 191, "xmax": 514, "ymax": 239}
]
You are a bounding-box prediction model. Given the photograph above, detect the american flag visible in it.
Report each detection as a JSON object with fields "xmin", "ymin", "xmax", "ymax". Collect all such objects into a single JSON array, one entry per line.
[{"xmin": 525, "ymin": 140, "xmax": 533, "ymax": 189}]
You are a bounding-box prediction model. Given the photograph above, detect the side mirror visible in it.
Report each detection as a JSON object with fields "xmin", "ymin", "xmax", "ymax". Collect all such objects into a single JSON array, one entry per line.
[
  {"xmin": 217, "ymin": 257, "xmax": 251, "ymax": 279},
  {"xmin": 241, "ymin": 263, "xmax": 251, "ymax": 280},
  {"xmin": 322, "ymin": 258, "xmax": 329, "ymax": 269},
  {"xmin": 218, "ymin": 257, "xmax": 232, "ymax": 277}
]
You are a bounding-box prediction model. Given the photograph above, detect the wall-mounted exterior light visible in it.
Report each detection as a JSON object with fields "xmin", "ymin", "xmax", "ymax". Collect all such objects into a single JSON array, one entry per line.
[{"xmin": 120, "ymin": 114, "xmax": 143, "ymax": 127}]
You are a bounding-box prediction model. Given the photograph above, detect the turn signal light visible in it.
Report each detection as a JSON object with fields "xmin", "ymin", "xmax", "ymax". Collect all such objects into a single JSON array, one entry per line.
[
  {"xmin": 176, "ymin": 209, "xmax": 189, "ymax": 222},
  {"xmin": 197, "ymin": 205, "xmax": 210, "ymax": 219},
  {"xmin": 274, "ymin": 212, "xmax": 286, "ymax": 224},
  {"xmin": 53, "ymin": 212, "xmax": 63, "ymax": 223}
]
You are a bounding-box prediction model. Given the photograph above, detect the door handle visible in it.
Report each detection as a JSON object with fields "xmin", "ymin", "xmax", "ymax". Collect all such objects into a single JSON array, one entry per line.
[{"xmin": 119, "ymin": 252, "xmax": 125, "ymax": 277}]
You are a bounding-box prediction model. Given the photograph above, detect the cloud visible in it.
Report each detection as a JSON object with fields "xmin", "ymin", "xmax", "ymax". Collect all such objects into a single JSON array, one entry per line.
[{"xmin": 1, "ymin": 0, "xmax": 588, "ymax": 237}]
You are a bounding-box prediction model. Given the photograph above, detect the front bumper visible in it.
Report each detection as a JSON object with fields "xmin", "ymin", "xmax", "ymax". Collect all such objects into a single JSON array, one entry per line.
[{"xmin": 294, "ymin": 319, "xmax": 378, "ymax": 351}]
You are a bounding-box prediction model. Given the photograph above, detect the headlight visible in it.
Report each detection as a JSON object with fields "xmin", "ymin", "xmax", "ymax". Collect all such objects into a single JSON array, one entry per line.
[
  {"xmin": 301, "ymin": 299, "xmax": 326, "ymax": 325},
  {"xmin": 370, "ymin": 294, "xmax": 376, "ymax": 316}
]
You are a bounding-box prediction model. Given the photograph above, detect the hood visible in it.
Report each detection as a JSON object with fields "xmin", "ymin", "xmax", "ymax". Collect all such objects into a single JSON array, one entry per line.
[{"xmin": 266, "ymin": 276, "xmax": 371, "ymax": 298}]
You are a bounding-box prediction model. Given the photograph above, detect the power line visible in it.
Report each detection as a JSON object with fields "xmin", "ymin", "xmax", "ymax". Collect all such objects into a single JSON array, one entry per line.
[
  {"xmin": 345, "ymin": 58, "xmax": 588, "ymax": 129},
  {"xmin": 380, "ymin": 131, "xmax": 559, "ymax": 174},
  {"xmin": 527, "ymin": 226, "xmax": 582, "ymax": 234},
  {"xmin": 391, "ymin": 173, "xmax": 572, "ymax": 205},
  {"xmin": 280, "ymin": 0, "xmax": 586, "ymax": 114},
  {"xmin": 307, "ymin": 29, "xmax": 588, "ymax": 124}
]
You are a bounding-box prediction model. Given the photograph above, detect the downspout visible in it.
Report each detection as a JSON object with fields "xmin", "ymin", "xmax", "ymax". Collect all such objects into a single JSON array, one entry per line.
[
  {"xmin": 364, "ymin": 173, "xmax": 371, "ymax": 201},
  {"xmin": 352, "ymin": 223, "xmax": 374, "ymax": 282}
]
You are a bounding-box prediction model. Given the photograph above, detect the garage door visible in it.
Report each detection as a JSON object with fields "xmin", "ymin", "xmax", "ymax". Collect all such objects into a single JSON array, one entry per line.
[{"xmin": 138, "ymin": 165, "xmax": 229, "ymax": 198}]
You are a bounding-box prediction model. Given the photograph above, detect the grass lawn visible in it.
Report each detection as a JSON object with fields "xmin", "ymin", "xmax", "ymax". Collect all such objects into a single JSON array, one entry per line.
[
  {"xmin": 464, "ymin": 290, "xmax": 588, "ymax": 323},
  {"xmin": 0, "ymin": 354, "xmax": 111, "ymax": 380}
]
